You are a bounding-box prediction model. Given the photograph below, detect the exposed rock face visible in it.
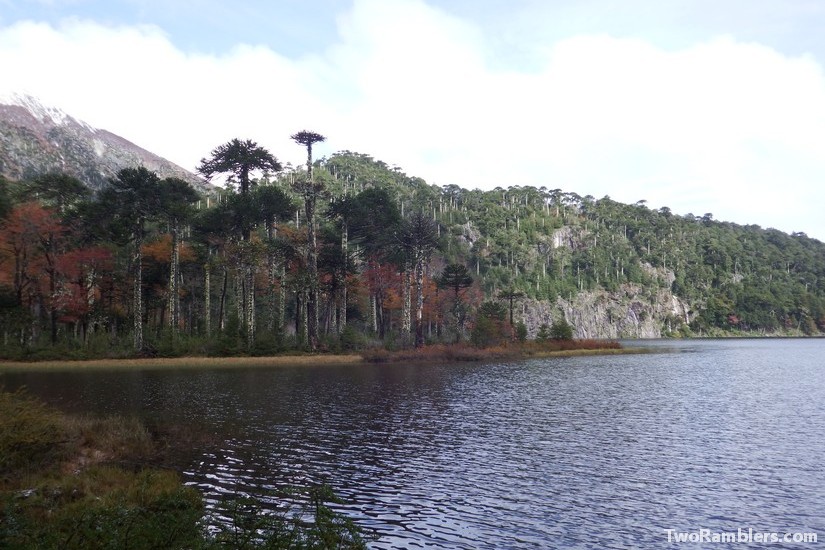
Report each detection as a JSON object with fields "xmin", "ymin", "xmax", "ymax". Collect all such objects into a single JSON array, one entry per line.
[
  {"xmin": 519, "ymin": 280, "xmax": 692, "ymax": 339},
  {"xmin": 457, "ymin": 221, "xmax": 481, "ymax": 249},
  {"xmin": 0, "ymin": 93, "xmax": 209, "ymax": 193}
]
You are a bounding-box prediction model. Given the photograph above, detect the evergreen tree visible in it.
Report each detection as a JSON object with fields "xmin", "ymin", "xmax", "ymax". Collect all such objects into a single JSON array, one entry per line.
[{"xmin": 291, "ymin": 130, "xmax": 326, "ymax": 350}]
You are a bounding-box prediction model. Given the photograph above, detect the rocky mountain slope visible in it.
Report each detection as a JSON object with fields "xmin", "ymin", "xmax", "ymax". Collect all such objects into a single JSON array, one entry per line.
[
  {"xmin": 322, "ymin": 152, "xmax": 825, "ymax": 338},
  {"xmin": 0, "ymin": 93, "xmax": 208, "ymax": 193}
]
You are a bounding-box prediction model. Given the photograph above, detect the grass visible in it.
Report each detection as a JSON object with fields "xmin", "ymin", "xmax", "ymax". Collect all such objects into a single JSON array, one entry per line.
[
  {"xmin": 361, "ymin": 339, "xmax": 634, "ymax": 363},
  {"xmin": 0, "ymin": 388, "xmax": 371, "ymax": 549},
  {"xmin": 0, "ymin": 353, "xmax": 363, "ymax": 371},
  {"xmin": 0, "ymin": 339, "xmax": 645, "ymax": 370},
  {"xmin": 0, "ymin": 387, "xmax": 202, "ymax": 549}
]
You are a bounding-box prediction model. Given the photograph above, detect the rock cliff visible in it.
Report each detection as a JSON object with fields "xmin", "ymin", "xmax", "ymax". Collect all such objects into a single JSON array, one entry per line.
[{"xmin": 518, "ymin": 266, "xmax": 692, "ymax": 339}]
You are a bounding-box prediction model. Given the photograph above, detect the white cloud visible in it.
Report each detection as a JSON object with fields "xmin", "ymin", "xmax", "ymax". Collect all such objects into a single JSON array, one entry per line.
[{"xmin": 2, "ymin": 0, "xmax": 825, "ymax": 238}]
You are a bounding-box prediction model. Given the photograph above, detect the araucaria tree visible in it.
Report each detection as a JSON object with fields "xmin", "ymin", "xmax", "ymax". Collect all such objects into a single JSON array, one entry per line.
[
  {"xmin": 399, "ymin": 211, "xmax": 439, "ymax": 347},
  {"xmin": 98, "ymin": 167, "xmax": 163, "ymax": 352},
  {"xmin": 198, "ymin": 138, "xmax": 282, "ymax": 200},
  {"xmin": 291, "ymin": 130, "xmax": 326, "ymax": 350},
  {"xmin": 437, "ymin": 263, "xmax": 473, "ymax": 341},
  {"xmin": 198, "ymin": 139, "xmax": 282, "ymax": 345},
  {"xmin": 158, "ymin": 178, "xmax": 199, "ymax": 336}
]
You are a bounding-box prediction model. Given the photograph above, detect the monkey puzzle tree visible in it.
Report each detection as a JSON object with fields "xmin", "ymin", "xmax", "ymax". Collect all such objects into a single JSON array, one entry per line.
[
  {"xmin": 325, "ymin": 197, "xmax": 351, "ymax": 334},
  {"xmin": 198, "ymin": 138, "xmax": 282, "ymax": 203},
  {"xmin": 158, "ymin": 177, "xmax": 199, "ymax": 336},
  {"xmin": 498, "ymin": 288, "xmax": 525, "ymax": 328},
  {"xmin": 291, "ymin": 130, "xmax": 326, "ymax": 350},
  {"xmin": 23, "ymin": 172, "xmax": 90, "ymax": 215},
  {"xmin": 398, "ymin": 211, "xmax": 439, "ymax": 347},
  {"xmin": 252, "ymin": 184, "xmax": 295, "ymax": 334},
  {"xmin": 437, "ymin": 263, "xmax": 473, "ymax": 341},
  {"xmin": 98, "ymin": 167, "xmax": 162, "ymax": 352},
  {"xmin": 198, "ymin": 138, "xmax": 282, "ymax": 346}
]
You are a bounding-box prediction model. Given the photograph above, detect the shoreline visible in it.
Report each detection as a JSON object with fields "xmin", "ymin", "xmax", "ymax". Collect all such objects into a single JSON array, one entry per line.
[
  {"xmin": 0, "ymin": 346, "xmax": 650, "ymax": 371},
  {"xmin": 0, "ymin": 354, "xmax": 363, "ymax": 370}
]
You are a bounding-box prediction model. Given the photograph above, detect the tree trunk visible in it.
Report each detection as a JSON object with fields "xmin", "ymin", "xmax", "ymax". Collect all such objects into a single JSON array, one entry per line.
[
  {"xmin": 267, "ymin": 219, "xmax": 277, "ymax": 333},
  {"xmin": 48, "ymin": 267, "xmax": 57, "ymax": 345},
  {"xmin": 204, "ymin": 263, "xmax": 211, "ymax": 335},
  {"xmin": 168, "ymin": 221, "xmax": 179, "ymax": 334},
  {"xmin": 306, "ymin": 194, "xmax": 319, "ymax": 350},
  {"xmin": 218, "ymin": 266, "xmax": 228, "ymax": 332},
  {"xmin": 295, "ymin": 291, "xmax": 302, "ymax": 342},
  {"xmin": 415, "ymin": 258, "xmax": 425, "ymax": 347},
  {"xmin": 246, "ymin": 265, "xmax": 255, "ymax": 346},
  {"xmin": 302, "ymin": 290, "xmax": 309, "ymax": 343},
  {"xmin": 234, "ymin": 266, "xmax": 243, "ymax": 334},
  {"xmin": 339, "ymin": 222, "xmax": 347, "ymax": 333},
  {"xmin": 370, "ymin": 293, "xmax": 377, "ymax": 334},
  {"xmin": 133, "ymin": 225, "xmax": 143, "ymax": 352},
  {"xmin": 279, "ymin": 264, "xmax": 286, "ymax": 335},
  {"xmin": 401, "ymin": 268, "xmax": 411, "ymax": 344}
]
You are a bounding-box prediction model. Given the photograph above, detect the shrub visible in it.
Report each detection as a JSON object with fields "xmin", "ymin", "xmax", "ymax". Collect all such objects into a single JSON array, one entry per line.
[
  {"xmin": 515, "ymin": 321, "xmax": 528, "ymax": 343},
  {"xmin": 0, "ymin": 389, "xmax": 374, "ymax": 549},
  {"xmin": 1, "ymin": 468, "xmax": 204, "ymax": 549},
  {"xmin": 550, "ymin": 318, "xmax": 574, "ymax": 340},
  {"xmin": 339, "ymin": 324, "xmax": 366, "ymax": 351},
  {"xmin": 536, "ymin": 323, "xmax": 551, "ymax": 341},
  {"xmin": 0, "ymin": 388, "xmax": 64, "ymax": 476}
]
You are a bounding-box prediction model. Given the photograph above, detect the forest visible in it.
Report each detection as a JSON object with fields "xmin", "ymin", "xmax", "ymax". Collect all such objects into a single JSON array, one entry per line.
[{"xmin": 1, "ymin": 134, "xmax": 824, "ymax": 359}]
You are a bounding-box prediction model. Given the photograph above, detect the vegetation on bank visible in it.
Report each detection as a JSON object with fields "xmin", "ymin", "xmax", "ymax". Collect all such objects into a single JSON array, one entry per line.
[
  {"xmin": 361, "ymin": 339, "xmax": 622, "ymax": 363},
  {"xmin": 2, "ymin": 143, "xmax": 824, "ymax": 364},
  {"xmin": 0, "ymin": 388, "xmax": 371, "ymax": 549}
]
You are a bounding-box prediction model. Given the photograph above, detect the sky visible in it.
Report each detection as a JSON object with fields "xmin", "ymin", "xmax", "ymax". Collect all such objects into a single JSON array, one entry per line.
[{"xmin": 2, "ymin": 0, "xmax": 825, "ymax": 239}]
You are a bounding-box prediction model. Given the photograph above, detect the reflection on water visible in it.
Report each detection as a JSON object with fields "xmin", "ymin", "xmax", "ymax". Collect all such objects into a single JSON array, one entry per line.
[{"xmin": 3, "ymin": 339, "xmax": 825, "ymax": 548}]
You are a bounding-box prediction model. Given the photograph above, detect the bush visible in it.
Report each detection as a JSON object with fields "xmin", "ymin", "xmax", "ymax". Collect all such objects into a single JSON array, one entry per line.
[
  {"xmin": 550, "ymin": 318, "xmax": 574, "ymax": 340},
  {"xmin": 208, "ymin": 486, "xmax": 373, "ymax": 549},
  {"xmin": 469, "ymin": 315, "xmax": 511, "ymax": 348},
  {"xmin": 536, "ymin": 323, "xmax": 551, "ymax": 341},
  {"xmin": 0, "ymin": 389, "xmax": 374, "ymax": 549},
  {"xmin": 515, "ymin": 321, "xmax": 528, "ymax": 343},
  {"xmin": 1, "ymin": 467, "xmax": 204, "ymax": 549},
  {"xmin": 249, "ymin": 332, "xmax": 284, "ymax": 356},
  {"xmin": 0, "ymin": 388, "xmax": 64, "ymax": 475}
]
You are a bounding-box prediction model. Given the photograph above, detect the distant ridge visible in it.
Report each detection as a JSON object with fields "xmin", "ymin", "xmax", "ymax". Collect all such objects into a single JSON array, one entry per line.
[{"xmin": 0, "ymin": 93, "xmax": 210, "ymax": 193}]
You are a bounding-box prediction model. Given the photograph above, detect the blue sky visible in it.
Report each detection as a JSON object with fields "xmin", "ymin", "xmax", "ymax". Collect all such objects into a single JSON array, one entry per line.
[{"xmin": 3, "ymin": 0, "xmax": 825, "ymax": 239}]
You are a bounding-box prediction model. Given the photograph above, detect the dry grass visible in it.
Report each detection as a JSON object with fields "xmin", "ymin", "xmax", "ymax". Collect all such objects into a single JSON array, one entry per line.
[
  {"xmin": 361, "ymin": 339, "xmax": 630, "ymax": 364},
  {"xmin": 0, "ymin": 341, "xmax": 643, "ymax": 371},
  {"xmin": 1, "ymin": 388, "xmax": 159, "ymax": 483},
  {"xmin": 0, "ymin": 353, "xmax": 363, "ymax": 371},
  {"xmin": 362, "ymin": 344, "xmax": 505, "ymax": 363}
]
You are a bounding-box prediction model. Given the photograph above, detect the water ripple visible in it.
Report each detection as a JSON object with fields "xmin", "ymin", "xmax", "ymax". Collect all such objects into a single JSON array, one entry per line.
[{"xmin": 4, "ymin": 339, "xmax": 825, "ymax": 548}]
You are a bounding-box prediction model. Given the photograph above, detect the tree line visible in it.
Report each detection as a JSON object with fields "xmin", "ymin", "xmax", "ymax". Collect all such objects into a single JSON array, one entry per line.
[
  {"xmin": 0, "ymin": 137, "xmax": 506, "ymax": 359},
  {"xmin": 2, "ymin": 141, "xmax": 823, "ymax": 359}
]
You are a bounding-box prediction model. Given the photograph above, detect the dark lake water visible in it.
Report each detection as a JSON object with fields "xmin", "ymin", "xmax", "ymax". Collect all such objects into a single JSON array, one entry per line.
[{"xmin": 2, "ymin": 339, "xmax": 824, "ymax": 548}]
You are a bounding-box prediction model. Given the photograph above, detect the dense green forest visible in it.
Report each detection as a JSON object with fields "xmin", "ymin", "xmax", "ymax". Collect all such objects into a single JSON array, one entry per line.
[{"xmin": 1, "ymin": 138, "xmax": 823, "ymax": 359}]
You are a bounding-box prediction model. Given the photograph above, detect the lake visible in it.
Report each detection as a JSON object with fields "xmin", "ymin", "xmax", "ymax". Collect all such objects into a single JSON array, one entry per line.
[{"xmin": 2, "ymin": 339, "xmax": 824, "ymax": 548}]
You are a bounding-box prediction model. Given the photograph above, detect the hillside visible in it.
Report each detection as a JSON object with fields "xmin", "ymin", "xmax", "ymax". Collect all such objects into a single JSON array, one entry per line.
[
  {"xmin": 1, "ymin": 137, "xmax": 823, "ymax": 359},
  {"xmin": 0, "ymin": 93, "xmax": 209, "ymax": 193},
  {"xmin": 319, "ymin": 152, "xmax": 825, "ymax": 337}
]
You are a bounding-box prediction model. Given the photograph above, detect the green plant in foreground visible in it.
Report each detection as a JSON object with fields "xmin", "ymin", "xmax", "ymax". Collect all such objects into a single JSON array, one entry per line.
[
  {"xmin": 206, "ymin": 486, "xmax": 372, "ymax": 549},
  {"xmin": 0, "ymin": 389, "xmax": 373, "ymax": 549}
]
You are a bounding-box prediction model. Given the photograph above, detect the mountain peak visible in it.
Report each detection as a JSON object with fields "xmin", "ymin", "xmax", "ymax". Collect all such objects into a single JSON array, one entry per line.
[
  {"xmin": 0, "ymin": 92, "xmax": 209, "ymax": 193},
  {"xmin": 0, "ymin": 92, "xmax": 83, "ymax": 129}
]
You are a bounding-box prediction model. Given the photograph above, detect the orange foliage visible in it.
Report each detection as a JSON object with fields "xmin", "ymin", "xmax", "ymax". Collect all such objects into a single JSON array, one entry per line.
[
  {"xmin": 0, "ymin": 202, "xmax": 65, "ymax": 300},
  {"xmin": 141, "ymin": 234, "xmax": 196, "ymax": 264},
  {"xmin": 55, "ymin": 247, "xmax": 114, "ymax": 322}
]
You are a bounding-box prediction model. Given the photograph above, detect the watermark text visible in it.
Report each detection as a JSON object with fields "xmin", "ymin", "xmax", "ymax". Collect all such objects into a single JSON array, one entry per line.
[{"xmin": 665, "ymin": 528, "xmax": 817, "ymax": 544}]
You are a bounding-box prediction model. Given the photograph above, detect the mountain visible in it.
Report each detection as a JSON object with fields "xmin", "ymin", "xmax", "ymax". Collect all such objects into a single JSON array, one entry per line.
[
  {"xmin": 321, "ymin": 152, "xmax": 825, "ymax": 337},
  {"xmin": 0, "ymin": 93, "xmax": 209, "ymax": 193}
]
